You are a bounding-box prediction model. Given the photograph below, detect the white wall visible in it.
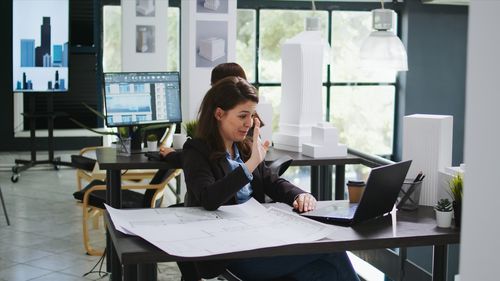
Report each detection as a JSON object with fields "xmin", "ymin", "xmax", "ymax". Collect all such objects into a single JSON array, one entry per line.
[{"xmin": 460, "ymin": 1, "xmax": 500, "ymax": 280}]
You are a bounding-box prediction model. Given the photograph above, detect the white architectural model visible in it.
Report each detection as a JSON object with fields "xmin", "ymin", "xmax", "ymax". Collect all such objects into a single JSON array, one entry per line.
[
  {"xmin": 199, "ymin": 37, "xmax": 225, "ymax": 61},
  {"xmin": 203, "ymin": 0, "xmax": 220, "ymax": 11},
  {"xmin": 136, "ymin": 0, "xmax": 155, "ymax": 16},
  {"xmin": 402, "ymin": 114, "xmax": 453, "ymax": 206},
  {"xmin": 273, "ymin": 31, "xmax": 324, "ymax": 152},
  {"xmin": 302, "ymin": 123, "xmax": 347, "ymax": 158}
]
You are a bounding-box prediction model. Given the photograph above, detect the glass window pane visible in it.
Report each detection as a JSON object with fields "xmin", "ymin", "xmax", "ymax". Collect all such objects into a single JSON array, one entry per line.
[
  {"xmin": 282, "ymin": 166, "xmax": 311, "ymax": 193},
  {"xmin": 103, "ymin": 6, "xmax": 121, "ymax": 72},
  {"xmin": 331, "ymin": 11, "xmax": 397, "ymax": 83},
  {"xmin": 167, "ymin": 8, "xmax": 180, "ymax": 71},
  {"xmin": 237, "ymin": 9, "xmax": 256, "ymax": 82},
  {"xmin": 259, "ymin": 10, "xmax": 328, "ymax": 83},
  {"xmin": 330, "ymin": 85, "xmax": 395, "ymax": 155}
]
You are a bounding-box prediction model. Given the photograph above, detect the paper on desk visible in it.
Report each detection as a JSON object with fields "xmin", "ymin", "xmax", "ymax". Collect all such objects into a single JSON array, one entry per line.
[
  {"xmin": 131, "ymin": 206, "xmax": 333, "ymax": 257},
  {"xmin": 106, "ymin": 198, "xmax": 334, "ymax": 257},
  {"xmin": 105, "ymin": 197, "xmax": 267, "ymax": 235}
]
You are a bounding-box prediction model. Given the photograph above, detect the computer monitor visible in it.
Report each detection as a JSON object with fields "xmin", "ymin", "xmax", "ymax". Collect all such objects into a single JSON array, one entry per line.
[{"xmin": 103, "ymin": 72, "xmax": 182, "ymax": 128}]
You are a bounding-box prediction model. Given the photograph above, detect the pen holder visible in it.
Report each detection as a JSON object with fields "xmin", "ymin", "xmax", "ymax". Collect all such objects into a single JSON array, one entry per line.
[
  {"xmin": 117, "ymin": 137, "xmax": 132, "ymax": 156},
  {"xmin": 396, "ymin": 179, "xmax": 423, "ymax": 211}
]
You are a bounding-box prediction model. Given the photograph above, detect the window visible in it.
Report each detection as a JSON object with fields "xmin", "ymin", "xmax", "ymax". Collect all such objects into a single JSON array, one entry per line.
[{"xmin": 236, "ymin": 7, "xmax": 398, "ymax": 158}]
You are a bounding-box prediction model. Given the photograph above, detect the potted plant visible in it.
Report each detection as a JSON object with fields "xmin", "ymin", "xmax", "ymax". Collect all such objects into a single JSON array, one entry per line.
[
  {"xmin": 448, "ymin": 173, "xmax": 463, "ymax": 228},
  {"xmin": 146, "ymin": 134, "xmax": 158, "ymax": 152},
  {"xmin": 434, "ymin": 198, "xmax": 453, "ymax": 228},
  {"xmin": 182, "ymin": 120, "xmax": 198, "ymax": 138}
]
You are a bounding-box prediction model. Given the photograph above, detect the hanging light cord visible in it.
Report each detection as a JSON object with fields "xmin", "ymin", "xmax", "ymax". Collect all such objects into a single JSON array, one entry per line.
[
  {"xmin": 381, "ymin": 0, "xmax": 385, "ymax": 9},
  {"xmin": 312, "ymin": 0, "xmax": 316, "ymax": 11}
]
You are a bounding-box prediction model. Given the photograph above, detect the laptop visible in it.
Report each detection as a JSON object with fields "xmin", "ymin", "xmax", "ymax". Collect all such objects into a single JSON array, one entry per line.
[{"xmin": 301, "ymin": 160, "xmax": 412, "ymax": 225}]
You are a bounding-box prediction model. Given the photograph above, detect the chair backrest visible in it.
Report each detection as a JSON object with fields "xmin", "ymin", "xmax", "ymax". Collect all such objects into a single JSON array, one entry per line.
[
  {"xmin": 143, "ymin": 168, "xmax": 181, "ymax": 207},
  {"xmin": 159, "ymin": 124, "xmax": 177, "ymax": 147}
]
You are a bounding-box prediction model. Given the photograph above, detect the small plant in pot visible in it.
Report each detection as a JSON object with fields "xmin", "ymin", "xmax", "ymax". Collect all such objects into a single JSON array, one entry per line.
[
  {"xmin": 435, "ymin": 198, "xmax": 453, "ymax": 228},
  {"xmin": 448, "ymin": 173, "xmax": 463, "ymax": 228},
  {"xmin": 146, "ymin": 134, "xmax": 158, "ymax": 152}
]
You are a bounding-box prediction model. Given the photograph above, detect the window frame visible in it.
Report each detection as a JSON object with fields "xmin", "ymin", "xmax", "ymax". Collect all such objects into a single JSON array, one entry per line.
[{"xmin": 236, "ymin": 0, "xmax": 404, "ymax": 159}]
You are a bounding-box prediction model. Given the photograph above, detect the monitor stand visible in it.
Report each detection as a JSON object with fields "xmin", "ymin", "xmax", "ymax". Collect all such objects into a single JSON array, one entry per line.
[
  {"xmin": 11, "ymin": 94, "xmax": 72, "ymax": 183},
  {"xmin": 129, "ymin": 125, "xmax": 143, "ymax": 151}
]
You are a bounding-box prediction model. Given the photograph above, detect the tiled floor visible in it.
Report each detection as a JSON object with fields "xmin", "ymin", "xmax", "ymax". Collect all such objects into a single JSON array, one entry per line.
[{"xmin": 0, "ymin": 151, "xmax": 183, "ymax": 281}]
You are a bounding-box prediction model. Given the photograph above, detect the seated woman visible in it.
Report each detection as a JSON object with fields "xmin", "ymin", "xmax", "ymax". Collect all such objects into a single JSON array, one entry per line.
[
  {"xmin": 182, "ymin": 76, "xmax": 359, "ymax": 281},
  {"xmin": 159, "ymin": 62, "xmax": 262, "ymax": 159}
]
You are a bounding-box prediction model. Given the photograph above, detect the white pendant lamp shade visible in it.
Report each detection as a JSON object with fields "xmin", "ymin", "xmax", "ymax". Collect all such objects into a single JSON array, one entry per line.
[
  {"xmin": 360, "ymin": 30, "xmax": 408, "ymax": 71},
  {"xmin": 360, "ymin": 9, "xmax": 408, "ymax": 71}
]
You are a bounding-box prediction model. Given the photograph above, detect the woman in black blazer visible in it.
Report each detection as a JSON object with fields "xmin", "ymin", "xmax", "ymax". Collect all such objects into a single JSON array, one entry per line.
[{"xmin": 182, "ymin": 77, "xmax": 359, "ymax": 281}]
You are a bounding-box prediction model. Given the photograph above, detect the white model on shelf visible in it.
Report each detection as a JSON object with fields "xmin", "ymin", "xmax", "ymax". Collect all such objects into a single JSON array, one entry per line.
[
  {"xmin": 198, "ymin": 37, "xmax": 225, "ymax": 61},
  {"xmin": 137, "ymin": 0, "xmax": 155, "ymax": 16},
  {"xmin": 302, "ymin": 122, "xmax": 347, "ymax": 158},
  {"xmin": 203, "ymin": 0, "xmax": 220, "ymax": 11}
]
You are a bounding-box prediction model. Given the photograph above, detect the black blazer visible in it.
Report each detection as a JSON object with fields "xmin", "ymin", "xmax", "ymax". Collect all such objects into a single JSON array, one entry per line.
[
  {"xmin": 183, "ymin": 138, "xmax": 305, "ymax": 209},
  {"xmin": 182, "ymin": 138, "xmax": 307, "ymax": 278}
]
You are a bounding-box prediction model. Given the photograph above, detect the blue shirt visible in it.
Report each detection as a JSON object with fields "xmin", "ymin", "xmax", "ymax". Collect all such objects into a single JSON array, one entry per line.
[{"xmin": 226, "ymin": 144, "xmax": 253, "ymax": 204}]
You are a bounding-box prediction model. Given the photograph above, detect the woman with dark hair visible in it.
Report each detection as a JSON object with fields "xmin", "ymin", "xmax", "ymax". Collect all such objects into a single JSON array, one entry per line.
[
  {"xmin": 159, "ymin": 62, "xmax": 261, "ymax": 158},
  {"xmin": 182, "ymin": 76, "xmax": 359, "ymax": 281},
  {"xmin": 210, "ymin": 62, "xmax": 247, "ymax": 84}
]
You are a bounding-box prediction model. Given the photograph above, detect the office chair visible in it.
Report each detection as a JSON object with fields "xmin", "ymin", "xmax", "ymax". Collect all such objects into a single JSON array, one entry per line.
[{"xmin": 73, "ymin": 168, "xmax": 182, "ymax": 256}]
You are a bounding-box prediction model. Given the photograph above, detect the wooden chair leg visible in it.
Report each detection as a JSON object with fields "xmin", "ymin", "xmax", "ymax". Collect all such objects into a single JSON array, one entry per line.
[
  {"xmin": 83, "ymin": 207, "xmax": 104, "ymax": 256},
  {"xmin": 89, "ymin": 208, "xmax": 102, "ymax": 229}
]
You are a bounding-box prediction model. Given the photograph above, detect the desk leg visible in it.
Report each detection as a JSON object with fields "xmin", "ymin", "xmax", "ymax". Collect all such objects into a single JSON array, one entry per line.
[
  {"xmin": 311, "ymin": 166, "xmax": 320, "ymax": 200},
  {"xmin": 138, "ymin": 264, "xmax": 157, "ymax": 281},
  {"xmin": 106, "ymin": 170, "xmax": 123, "ymax": 280},
  {"xmin": 335, "ymin": 165, "xmax": 346, "ymax": 200},
  {"xmin": 123, "ymin": 264, "xmax": 137, "ymax": 281},
  {"xmin": 433, "ymin": 245, "xmax": 447, "ymax": 281},
  {"xmin": 320, "ymin": 166, "xmax": 333, "ymax": 200}
]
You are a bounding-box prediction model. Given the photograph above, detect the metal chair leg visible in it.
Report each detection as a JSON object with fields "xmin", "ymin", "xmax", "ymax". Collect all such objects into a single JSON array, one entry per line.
[{"xmin": 0, "ymin": 186, "xmax": 10, "ymax": 226}]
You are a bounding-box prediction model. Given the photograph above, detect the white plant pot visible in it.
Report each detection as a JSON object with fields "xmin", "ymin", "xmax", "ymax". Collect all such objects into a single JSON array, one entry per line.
[
  {"xmin": 435, "ymin": 210, "xmax": 453, "ymax": 228},
  {"xmin": 147, "ymin": 141, "xmax": 158, "ymax": 152}
]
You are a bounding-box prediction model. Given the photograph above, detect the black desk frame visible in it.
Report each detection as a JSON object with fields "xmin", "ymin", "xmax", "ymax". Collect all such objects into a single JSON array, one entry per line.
[{"xmin": 11, "ymin": 94, "xmax": 71, "ymax": 182}]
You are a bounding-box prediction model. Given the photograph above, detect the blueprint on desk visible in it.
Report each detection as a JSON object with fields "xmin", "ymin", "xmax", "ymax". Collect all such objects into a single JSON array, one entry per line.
[{"xmin": 105, "ymin": 198, "xmax": 334, "ymax": 257}]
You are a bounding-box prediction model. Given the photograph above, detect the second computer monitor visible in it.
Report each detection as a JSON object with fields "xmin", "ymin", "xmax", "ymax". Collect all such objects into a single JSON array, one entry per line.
[{"xmin": 103, "ymin": 71, "xmax": 182, "ymax": 127}]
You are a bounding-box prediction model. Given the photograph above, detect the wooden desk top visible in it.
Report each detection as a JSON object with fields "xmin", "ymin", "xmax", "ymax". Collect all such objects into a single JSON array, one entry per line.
[{"xmin": 104, "ymin": 205, "xmax": 460, "ymax": 265}]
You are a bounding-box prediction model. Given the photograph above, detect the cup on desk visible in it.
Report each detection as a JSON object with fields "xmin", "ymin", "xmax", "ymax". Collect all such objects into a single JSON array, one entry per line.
[
  {"xmin": 172, "ymin": 133, "xmax": 189, "ymax": 150},
  {"xmin": 347, "ymin": 180, "xmax": 365, "ymax": 203}
]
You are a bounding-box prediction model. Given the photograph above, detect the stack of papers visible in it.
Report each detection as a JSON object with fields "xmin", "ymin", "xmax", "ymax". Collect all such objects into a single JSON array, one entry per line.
[{"xmin": 105, "ymin": 198, "xmax": 334, "ymax": 257}]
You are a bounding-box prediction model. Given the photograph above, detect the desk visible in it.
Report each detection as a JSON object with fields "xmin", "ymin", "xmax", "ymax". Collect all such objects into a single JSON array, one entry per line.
[
  {"xmin": 104, "ymin": 205, "xmax": 459, "ymax": 281},
  {"xmin": 96, "ymin": 148, "xmax": 177, "ymax": 280},
  {"xmin": 96, "ymin": 147, "xmax": 362, "ymax": 280}
]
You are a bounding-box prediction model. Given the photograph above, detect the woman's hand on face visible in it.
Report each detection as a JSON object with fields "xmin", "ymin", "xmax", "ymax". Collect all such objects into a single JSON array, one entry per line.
[
  {"xmin": 293, "ymin": 193, "xmax": 317, "ymax": 213},
  {"xmin": 159, "ymin": 146, "xmax": 175, "ymax": 157},
  {"xmin": 245, "ymin": 118, "xmax": 270, "ymax": 172}
]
